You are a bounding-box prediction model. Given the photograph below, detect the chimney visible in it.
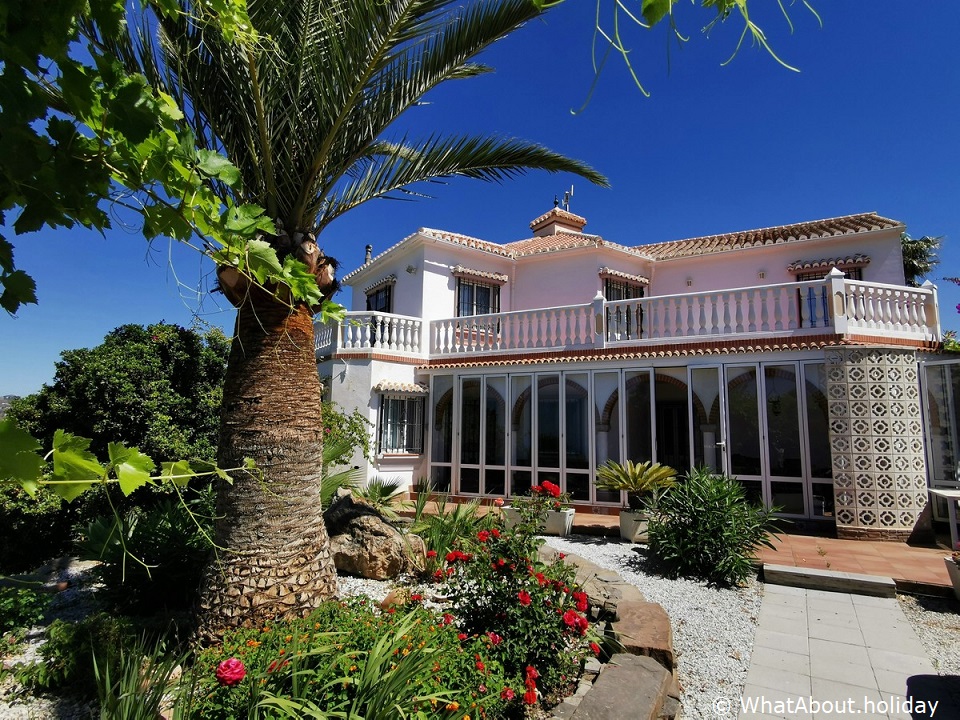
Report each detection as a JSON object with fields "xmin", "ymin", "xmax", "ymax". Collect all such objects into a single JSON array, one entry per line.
[
  {"xmin": 529, "ymin": 207, "xmax": 587, "ymax": 237},
  {"xmin": 364, "ymin": 244, "xmax": 373, "ymax": 265}
]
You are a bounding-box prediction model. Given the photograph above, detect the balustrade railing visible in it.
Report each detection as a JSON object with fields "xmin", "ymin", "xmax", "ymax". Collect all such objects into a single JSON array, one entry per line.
[
  {"xmin": 319, "ymin": 278, "xmax": 940, "ymax": 360},
  {"xmin": 314, "ymin": 312, "xmax": 424, "ymax": 357},
  {"xmin": 429, "ymin": 304, "xmax": 594, "ymax": 355}
]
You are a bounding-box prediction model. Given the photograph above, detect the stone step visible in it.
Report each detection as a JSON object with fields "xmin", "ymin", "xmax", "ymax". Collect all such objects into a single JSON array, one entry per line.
[
  {"xmin": 570, "ymin": 654, "xmax": 670, "ymax": 720},
  {"xmin": 763, "ymin": 563, "xmax": 897, "ymax": 597}
]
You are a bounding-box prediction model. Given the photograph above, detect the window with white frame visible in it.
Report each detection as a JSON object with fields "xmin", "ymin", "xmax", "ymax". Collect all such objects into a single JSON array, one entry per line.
[{"xmin": 378, "ymin": 395, "xmax": 424, "ymax": 454}]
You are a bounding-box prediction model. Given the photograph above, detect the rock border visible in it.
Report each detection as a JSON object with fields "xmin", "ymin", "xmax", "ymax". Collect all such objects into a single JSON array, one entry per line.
[{"xmin": 539, "ymin": 547, "xmax": 680, "ymax": 720}]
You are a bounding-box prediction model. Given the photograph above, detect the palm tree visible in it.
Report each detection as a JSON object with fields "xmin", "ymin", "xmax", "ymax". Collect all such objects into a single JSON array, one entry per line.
[
  {"xmin": 901, "ymin": 232, "xmax": 941, "ymax": 287},
  {"xmin": 96, "ymin": 0, "xmax": 607, "ymax": 632}
]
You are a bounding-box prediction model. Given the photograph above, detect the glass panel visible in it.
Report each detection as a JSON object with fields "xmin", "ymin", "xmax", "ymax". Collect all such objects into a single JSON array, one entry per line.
[
  {"xmin": 594, "ymin": 371, "xmax": 621, "ymax": 503},
  {"xmin": 538, "ymin": 375, "xmax": 560, "ymax": 468},
  {"xmin": 430, "ymin": 466, "xmax": 451, "ymax": 493},
  {"xmin": 485, "ymin": 469, "xmax": 506, "ymax": 496},
  {"xmin": 460, "ymin": 467, "xmax": 480, "ymax": 494},
  {"xmin": 566, "ymin": 374, "xmax": 589, "ymax": 470},
  {"xmin": 924, "ymin": 363, "xmax": 960, "ymax": 486},
  {"xmin": 655, "ymin": 369, "xmax": 689, "ymax": 471},
  {"xmin": 771, "ymin": 481, "xmax": 805, "ymax": 515},
  {"xmin": 738, "ymin": 479, "xmax": 763, "ymax": 506},
  {"xmin": 566, "ymin": 473, "xmax": 589, "ymax": 502},
  {"xmin": 486, "ymin": 377, "xmax": 507, "ymax": 465},
  {"xmin": 538, "ymin": 471, "xmax": 561, "ymax": 487},
  {"xmin": 691, "ymin": 367, "xmax": 722, "ymax": 473},
  {"xmin": 803, "ymin": 363, "xmax": 832, "ymax": 479},
  {"xmin": 765, "ymin": 365, "xmax": 802, "ymax": 478},
  {"xmin": 511, "ymin": 376, "xmax": 532, "ymax": 467},
  {"xmin": 431, "ymin": 376, "xmax": 454, "ymax": 463},
  {"xmin": 625, "ymin": 370, "xmax": 652, "ymax": 462},
  {"xmin": 457, "ymin": 281, "xmax": 474, "ymax": 317},
  {"xmin": 460, "ymin": 378, "xmax": 481, "ymax": 465},
  {"xmin": 726, "ymin": 366, "xmax": 762, "ymax": 476},
  {"xmin": 811, "ymin": 482, "xmax": 835, "ymax": 517},
  {"xmin": 511, "ymin": 470, "xmax": 532, "ymax": 497},
  {"xmin": 476, "ymin": 285, "xmax": 491, "ymax": 314}
]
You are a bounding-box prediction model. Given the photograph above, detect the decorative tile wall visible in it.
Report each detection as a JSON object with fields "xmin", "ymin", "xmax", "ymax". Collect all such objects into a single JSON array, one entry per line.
[{"xmin": 826, "ymin": 347, "xmax": 927, "ymax": 537}]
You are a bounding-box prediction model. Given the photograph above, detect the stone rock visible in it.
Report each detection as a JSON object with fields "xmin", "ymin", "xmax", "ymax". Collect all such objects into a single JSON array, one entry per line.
[
  {"xmin": 609, "ymin": 600, "xmax": 675, "ymax": 672},
  {"xmin": 571, "ymin": 654, "xmax": 670, "ymax": 720},
  {"xmin": 324, "ymin": 489, "xmax": 424, "ymax": 580}
]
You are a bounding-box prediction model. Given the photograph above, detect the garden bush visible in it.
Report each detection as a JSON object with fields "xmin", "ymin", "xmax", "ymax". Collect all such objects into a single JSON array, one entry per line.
[
  {"xmin": 180, "ymin": 599, "xmax": 510, "ymax": 719},
  {"xmin": 647, "ymin": 466, "xmax": 781, "ymax": 586},
  {"xmin": 0, "ymin": 486, "xmax": 76, "ymax": 574},
  {"xmin": 0, "ymin": 586, "xmax": 50, "ymax": 637},
  {"xmin": 77, "ymin": 485, "xmax": 214, "ymax": 614}
]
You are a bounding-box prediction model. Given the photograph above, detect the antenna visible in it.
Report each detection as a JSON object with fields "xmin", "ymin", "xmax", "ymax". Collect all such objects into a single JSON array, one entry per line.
[{"xmin": 562, "ymin": 185, "xmax": 574, "ymax": 212}]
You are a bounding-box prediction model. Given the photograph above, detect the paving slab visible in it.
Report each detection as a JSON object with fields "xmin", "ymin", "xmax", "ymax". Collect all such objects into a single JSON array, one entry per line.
[{"xmin": 740, "ymin": 584, "xmax": 941, "ymax": 720}]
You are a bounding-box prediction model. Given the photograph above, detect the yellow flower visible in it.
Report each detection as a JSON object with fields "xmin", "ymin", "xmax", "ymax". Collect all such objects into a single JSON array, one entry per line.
[{"xmin": 245, "ymin": 640, "xmax": 261, "ymax": 648}]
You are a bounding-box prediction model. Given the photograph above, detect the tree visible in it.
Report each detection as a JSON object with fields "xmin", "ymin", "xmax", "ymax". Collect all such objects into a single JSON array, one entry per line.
[
  {"xmin": 901, "ymin": 232, "xmax": 942, "ymax": 287},
  {"xmin": 88, "ymin": 0, "xmax": 609, "ymax": 632},
  {"xmin": 7, "ymin": 323, "xmax": 228, "ymax": 463}
]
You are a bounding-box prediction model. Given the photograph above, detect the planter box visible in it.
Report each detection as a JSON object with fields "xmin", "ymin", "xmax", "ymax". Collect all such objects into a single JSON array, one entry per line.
[
  {"xmin": 944, "ymin": 558, "xmax": 960, "ymax": 602},
  {"xmin": 502, "ymin": 507, "xmax": 574, "ymax": 537},
  {"xmin": 619, "ymin": 511, "xmax": 650, "ymax": 543}
]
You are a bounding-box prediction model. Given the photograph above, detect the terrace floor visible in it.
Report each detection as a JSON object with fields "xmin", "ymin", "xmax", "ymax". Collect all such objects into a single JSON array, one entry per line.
[{"xmin": 569, "ymin": 510, "xmax": 954, "ymax": 593}]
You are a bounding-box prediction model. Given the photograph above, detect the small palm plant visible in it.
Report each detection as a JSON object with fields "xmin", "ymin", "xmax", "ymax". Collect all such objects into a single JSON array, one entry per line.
[{"xmin": 595, "ymin": 460, "xmax": 678, "ymax": 512}]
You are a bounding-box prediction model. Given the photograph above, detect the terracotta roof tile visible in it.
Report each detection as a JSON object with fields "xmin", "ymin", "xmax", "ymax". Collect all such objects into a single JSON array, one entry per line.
[
  {"xmin": 640, "ymin": 213, "xmax": 902, "ymax": 261},
  {"xmin": 787, "ymin": 255, "xmax": 871, "ymax": 273},
  {"xmin": 529, "ymin": 207, "xmax": 587, "ymax": 230},
  {"xmin": 372, "ymin": 381, "xmax": 429, "ymax": 395}
]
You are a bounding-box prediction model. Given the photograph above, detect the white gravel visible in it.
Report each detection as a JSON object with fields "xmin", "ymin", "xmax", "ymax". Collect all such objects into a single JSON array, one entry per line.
[
  {"xmin": 899, "ymin": 593, "xmax": 960, "ymax": 676},
  {"xmin": 543, "ymin": 535, "xmax": 763, "ymax": 720}
]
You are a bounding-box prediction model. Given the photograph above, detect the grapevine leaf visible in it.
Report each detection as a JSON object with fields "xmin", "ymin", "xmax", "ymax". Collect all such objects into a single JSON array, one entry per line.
[
  {"xmin": 642, "ymin": 0, "xmax": 672, "ymax": 26},
  {"xmin": 224, "ymin": 204, "xmax": 271, "ymax": 235},
  {"xmin": 281, "ymin": 255, "xmax": 322, "ymax": 305},
  {"xmin": 197, "ymin": 150, "xmax": 241, "ymax": 187},
  {"xmin": 160, "ymin": 460, "xmax": 194, "ymax": 487},
  {"xmin": 246, "ymin": 239, "xmax": 283, "ymax": 285},
  {"xmin": 0, "ymin": 419, "xmax": 45, "ymax": 495},
  {"xmin": 190, "ymin": 460, "xmax": 233, "ymax": 483},
  {"xmin": 1, "ymin": 269, "xmax": 39, "ymax": 313},
  {"xmin": 51, "ymin": 430, "xmax": 105, "ymax": 502},
  {"xmin": 107, "ymin": 442, "xmax": 156, "ymax": 496}
]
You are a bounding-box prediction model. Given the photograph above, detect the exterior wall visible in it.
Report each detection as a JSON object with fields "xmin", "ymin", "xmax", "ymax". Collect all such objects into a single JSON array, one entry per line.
[
  {"xmin": 825, "ymin": 347, "xmax": 930, "ymax": 540},
  {"xmin": 319, "ymin": 356, "xmax": 425, "ymax": 487},
  {"xmin": 420, "ymin": 243, "xmax": 513, "ymax": 319},
  {"xmin": 512, "ymin": 250, "xmax": 606, "ymax": 308},
  {"xmin": 651, "ymin": 230, "xmax": 905, "ymax": 297},
  {"xmin": 347, "ymin": 245, "xmax": 426, "ymax": 318}
]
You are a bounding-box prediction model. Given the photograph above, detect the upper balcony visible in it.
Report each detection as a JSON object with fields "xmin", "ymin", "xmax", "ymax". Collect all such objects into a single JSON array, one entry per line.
[{"xmin": 315, "ymin": 271, "xmax": 942, "ymax": 361}]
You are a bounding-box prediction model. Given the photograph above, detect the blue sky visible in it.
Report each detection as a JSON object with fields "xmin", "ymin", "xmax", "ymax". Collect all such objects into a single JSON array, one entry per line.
[{"xmin": 2, "ymin": 1, "xmax": 959, "ymax": 397}]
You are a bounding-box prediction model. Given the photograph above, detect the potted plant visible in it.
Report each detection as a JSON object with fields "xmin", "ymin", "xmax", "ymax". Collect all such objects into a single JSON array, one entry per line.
[
  {"xmin": 944, "ymin": 544, "xmax": 960, "ymax": 602},
  {"xmin": 595, "ymin": 460, "xmax": 678, "ymax": 543},
  {"xmin": 503, "ymin": 480, "xmax": 574, "ymax": 537}
]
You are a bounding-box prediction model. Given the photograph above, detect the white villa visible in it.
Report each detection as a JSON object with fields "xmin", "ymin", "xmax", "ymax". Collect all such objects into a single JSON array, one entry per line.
[{"xmin": 316, "ymin": 206, "xmax": 960, "ymax": 542}]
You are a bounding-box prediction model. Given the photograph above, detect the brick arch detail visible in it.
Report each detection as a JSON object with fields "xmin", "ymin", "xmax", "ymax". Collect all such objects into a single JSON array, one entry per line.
[
  {"xmin": 511, "ymin": 376, "xmax": 598, "ymax": 429},
  {"xmin": 599, "ymin": 372, "xmax": 706, "ymax": 428}
]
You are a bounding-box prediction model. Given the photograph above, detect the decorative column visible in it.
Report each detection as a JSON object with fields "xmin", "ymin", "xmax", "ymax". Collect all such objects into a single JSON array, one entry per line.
[{"xmin": 826, "ymin": 347, "xmax": 929, "ymax": 541}]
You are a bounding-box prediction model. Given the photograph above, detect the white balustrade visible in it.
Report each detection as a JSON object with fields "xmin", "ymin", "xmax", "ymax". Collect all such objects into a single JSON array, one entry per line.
[
  {"xmin": 320, "ymin": 279, "xmax": 940, "ymax": 360},
  {"xmin": 841, "ymin": 280, "xmax": 939, "ymax": 341}
]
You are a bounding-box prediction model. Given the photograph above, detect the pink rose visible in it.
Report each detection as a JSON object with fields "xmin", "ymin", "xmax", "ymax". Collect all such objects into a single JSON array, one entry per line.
[{"xmin": 216, "ymin": 658, "xmax": 246, "ymax": 686}]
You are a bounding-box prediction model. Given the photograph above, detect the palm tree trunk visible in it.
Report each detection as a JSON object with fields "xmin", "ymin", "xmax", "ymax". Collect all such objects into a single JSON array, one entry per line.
[{"xmin": 197, "ymin": 283, "xmax": 337, "ymax": 633}]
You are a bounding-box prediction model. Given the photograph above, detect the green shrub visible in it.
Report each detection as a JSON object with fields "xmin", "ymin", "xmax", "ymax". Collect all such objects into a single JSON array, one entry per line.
[
  {"xmin": 647, "ymin": 467, "xmax": 781, "ymax": 586},
  {"xmin": 14, "ymin": 613, "xmax": 137, "ymax": 695},
  {"xmin": 180, "ymin": 599, "xmax": 507, "ymax": 720},
  {"xmin": 409, "ymin": 492, "xmax": 495, "ymax": 574},
  {"xmin": 0, "ymin": 587, "xmax": 50, "ymax": 637},
  {"xmin": 442, "ymin": 509, "xmax": 600, "ymax": 710},
  {"xmin": 0, "ymin": 486, "xmax": 76, "ymax": 574},
  {"xmin": 77, "ymin": 486, "xmax": 214, "ymax": 614}
]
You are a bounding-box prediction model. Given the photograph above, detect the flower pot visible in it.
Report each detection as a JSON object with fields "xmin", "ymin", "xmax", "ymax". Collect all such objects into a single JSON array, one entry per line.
[
  {"xmin": 501, "ymin": 506, "xmax": 574, "ymax": 536},
  {"xmin": 545, "ymin": 508, "xmax": 575, "ymax": 537},
  {"xmin": 619, "ymin": 510, "xmax": 649, "ymax": 543},
  {"xmin": 944, "ymin": 558, "xmax": 960, "ymax": 602}
]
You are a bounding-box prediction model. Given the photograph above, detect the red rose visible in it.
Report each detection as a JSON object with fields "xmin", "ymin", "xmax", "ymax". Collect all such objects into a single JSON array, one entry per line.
[
  {"xmin": 563, "ymin": 609, "xmax": 579, "ymax": 628},
  {"xmin": 476, "ymin": 660, "xmax": 485, "ymax": 672},
  {"xmin": 590, "ymin": 642, "xmax": 601, "ymax": 656},
  {"xmin": 518, "ymin": 590, "xmax": 531, "ymax": 606},
  {"xmin": 524, "ymin": 689, "xmax": 538, "ymax": 705},
  {"xmin": 542, "ymin": 481, "xmax": 561, "ymax": 498},
  {"xmin": 215, "ymin": 658, "xmax": 246, "ymax": 686},
  {"xmin": 486, "ymin": 631, "xmax": 502, "ymax": 645},
  {"xmin": 426, "ymin": 550, "xmax": 437, "ymax": 558},
  {"xmin": 458, "ymin": 632, "xmax": 468, "ymax": 641},
  {"xmin": 442, "ymin": 613, "xmax": 455, "ymax": 625},
  {"xmin": 525, "ymin": 665, "xmax": 539, "ymax": 681},
  {"xmin": 501, "ymin": 688, "xmax": 515, "ymax": 701},
  {"xmin": 477, "ymin": 530, "xmax": 490, "ymax": 542},
  {"xmin": 491, "ymin": 528, "xmax": 501, "ymax": 538},
  {"xmin": 574, "ymin": 591, "xmax": 588, "ymax": 612}
]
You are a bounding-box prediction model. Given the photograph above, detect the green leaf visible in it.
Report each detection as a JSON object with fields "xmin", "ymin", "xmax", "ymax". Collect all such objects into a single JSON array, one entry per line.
[
  {"xmin": 51, "ymin": 430, "xmax": 106, "ymax": 502},
  {"xmin": 1, "ymin": 269, "xmax": 38, "ymax": 314},
  {"xmin": 197, "ymin": 150, "xmax": 242, "ymax": 187},
  {"xmin": 642, "ymin": 0, "xmax": 672, "ymax": 26},
  {"xmin": 190, "ymin": 460, "xmax": 232, "ymax": 483},
  {"xmin": 107, "ymin": 442, "xmax": 156, "ymax": 495},
  {"xmin": 160, "ymin": 460, "xmax": 194, "ymax": 487},
  {"xmin": 280, "ymin": 255, "xmax": 322, "ymax": 305},
  {"xmin": 224, "ymin": 204, "xmax": 270, "ymax": 235},
  {"xmin": 0, "ymin": 419, "xmax": 45, "ymax": 495},
  {"xmin": 245, "ymin": 239, "xmax": 283, "ymax": 285}
]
